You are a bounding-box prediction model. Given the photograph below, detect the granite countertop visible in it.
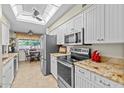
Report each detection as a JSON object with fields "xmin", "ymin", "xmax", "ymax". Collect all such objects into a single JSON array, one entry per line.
[
  {"xmin": 50, "ymin": 53, "xmax": 70, "ymax": 57},
  {"xmin": 74, "ymin": 57, "xmax": 124, "ymax": 85},
  {"xmin": 2, "ymin": 53, "xmax": 18, "ymax": 65}
]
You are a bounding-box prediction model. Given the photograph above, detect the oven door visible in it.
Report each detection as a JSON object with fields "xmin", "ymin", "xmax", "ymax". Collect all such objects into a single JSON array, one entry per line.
[{"xmin": 57, "ymin": 60, "xmax": 74, "ymax": 88}]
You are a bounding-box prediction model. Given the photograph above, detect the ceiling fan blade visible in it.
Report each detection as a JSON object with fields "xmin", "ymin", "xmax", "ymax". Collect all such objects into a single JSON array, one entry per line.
[
  {"xmin": 21, "ymin": 11, "xmax": 32, "ymax": 16},
  {"xmin": 35, "ymin": 16, "xmax": 42, "ymax": 21}
]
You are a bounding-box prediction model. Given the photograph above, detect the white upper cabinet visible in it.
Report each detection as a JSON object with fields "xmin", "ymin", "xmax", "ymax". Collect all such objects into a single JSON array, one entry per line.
[
  {"xmin": 0, "ymin": 13, "xmax": 10, "ymax": 45},
  {"xmin": 59, "ymin": 23, "xmax": 66, "ymax": 44},
  {"xmin": 0, "ymin": 5, "xmax": 2, "ymax": 19},
  {"xmin": 66, "ymin": 19, "xmax": 74, "ymax": 35},
  {"xmin": 105, "ymin": 4, "xmax": 124, "ymax": 43},
  {"xmin": 73, "ymin": 13, "xmax": 83, "ymax": 33},
  {"xmin": 2, "ymin": 23, "xmax": 10, "ymax": 45},
  {"xmin": 56, "ymin": 27, "xmax": 61, "ymax": 44},
  {"xmin": 66, "ymin": 13, "xmax": 83, "ymax": 34},
  {"xmin": 84, "ymin": 4, "xmax": 124, "ymax": 44},
  {"xmin": 57, "ymin": 24, "xmax": 66, "ymax": 45},
  {"xmin": 0, "ymin": 5, "xmax": 10, "ymax": 45},
  {"xmin": 84, "ymin": 4, "xmax": 105, "ymax": 44}
]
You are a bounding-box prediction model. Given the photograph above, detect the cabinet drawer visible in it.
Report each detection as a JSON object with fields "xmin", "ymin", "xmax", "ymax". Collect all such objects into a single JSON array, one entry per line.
[
  {"xmin": 75, "ymin": 66, "xmax": 91, "ymax": 80},
  {"xmin": 91, "ymin": 73, "xmax": 109, "ymax": 87},
  {"xmin": 91, "ymin": 73, "xmax": 124, "ymax": 88}
]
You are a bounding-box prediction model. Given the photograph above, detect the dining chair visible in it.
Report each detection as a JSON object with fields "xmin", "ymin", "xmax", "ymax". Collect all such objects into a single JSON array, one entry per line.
[{"xmin": 24, "ymin": 50, "xmax": 31, "ymax": 63}]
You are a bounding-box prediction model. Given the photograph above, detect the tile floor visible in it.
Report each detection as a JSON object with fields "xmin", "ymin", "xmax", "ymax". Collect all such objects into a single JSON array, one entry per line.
[{"xmin": 12, "ymin": 61, "xmax": 58, "ymax": 88}]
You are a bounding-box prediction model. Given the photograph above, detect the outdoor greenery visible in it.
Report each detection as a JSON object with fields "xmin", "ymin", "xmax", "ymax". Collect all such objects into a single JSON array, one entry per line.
[{"xmin": 18, "ymin": 39, "xmax": 40, "ymax": 46}]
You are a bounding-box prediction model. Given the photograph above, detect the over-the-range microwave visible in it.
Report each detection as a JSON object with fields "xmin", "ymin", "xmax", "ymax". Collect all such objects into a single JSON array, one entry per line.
[{"xmin": 64, "ymin": 29, "xmax": 83, "ymax": 45}]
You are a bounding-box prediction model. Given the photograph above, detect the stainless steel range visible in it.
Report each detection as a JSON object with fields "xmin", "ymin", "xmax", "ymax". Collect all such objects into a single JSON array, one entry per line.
[{"xmin": 57, "ymin": 47, "xmax": 91, "ymax": 88}]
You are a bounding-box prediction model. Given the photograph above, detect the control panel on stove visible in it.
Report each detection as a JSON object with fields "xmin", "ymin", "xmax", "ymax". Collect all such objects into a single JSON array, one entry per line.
[{"xmin": 70, "ymin": 47, "xmax": 91, "ymax": 55}]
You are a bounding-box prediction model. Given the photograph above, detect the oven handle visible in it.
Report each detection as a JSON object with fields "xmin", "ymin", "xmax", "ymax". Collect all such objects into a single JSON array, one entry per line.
[{"xmin": 58, "ymin": 60, "xmax": 73, "ymax": 68}]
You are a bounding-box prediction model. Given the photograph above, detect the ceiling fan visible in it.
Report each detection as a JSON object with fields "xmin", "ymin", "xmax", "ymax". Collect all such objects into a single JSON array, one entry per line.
[{"xmin": 21, "ymin": 8, "xmax": 42, "ymax": 21}]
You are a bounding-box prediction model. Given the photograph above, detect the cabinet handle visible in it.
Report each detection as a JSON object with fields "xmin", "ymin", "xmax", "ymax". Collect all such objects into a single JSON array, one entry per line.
[
  {"xmin": 100, "ymin": 38, "xmax": 104, "ymax": 41},
  {"xmin": 79, "ymin": 70, "xmax": 85, "ymax": 74},
  {"xmin": 99, "ymin": 80, "xmax": 110, "ymax": 86},
  {"xmin": 71, "ymin": 28, "xmax": 74, "ymax": 31},
  {"xmin": 97, "ymin": 39, "xmax": 104, "ymax": 41},
  {"xmin": 97, "ymin": 39, "xmax": 100, "ymax": 41}
]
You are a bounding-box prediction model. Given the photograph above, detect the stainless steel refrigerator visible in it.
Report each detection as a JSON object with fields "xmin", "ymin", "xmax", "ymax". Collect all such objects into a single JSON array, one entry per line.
[{"xmin": 40, "ymin": 34, "xmax": 58, "ymax": 76}]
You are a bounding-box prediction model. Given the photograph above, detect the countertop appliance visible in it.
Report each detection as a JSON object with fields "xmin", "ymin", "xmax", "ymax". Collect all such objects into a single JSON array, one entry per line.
[
  {"xmin": 57, "ymin": 47, "xmax": 91, "ymax": 88},
  {"xmin": 58, "ymin": 46, "xmax": 67, "ymax": 53},
  {"xmin": 40, "ymin": 34, "xmax": 59, "ymax": 76}
]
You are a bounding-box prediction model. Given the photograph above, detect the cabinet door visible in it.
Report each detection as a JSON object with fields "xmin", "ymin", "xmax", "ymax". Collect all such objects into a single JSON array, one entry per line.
[
  {"xmin": 50, "ymin": 55, "xmax": 57, "ymax": 79},
  {"xmin": 6, "ymin": 26, "xmax": 9, "ymax": 45},
  {"xmin": 50, "ymin": 55, "xmax": 54, "ymax": 74},
  {"xmin": 75, "ymin": 66, "xmax": 95, "ymax": 88},
  {"xmin": 59, "ymin": 23, "xmax": 66, "ymax": 44},
  {"xmin": 56, "ymin": 27, "xmax": 61, "ymax": 45},
  {"xmin": 75, "ymin": 73, "xmax": 94, "ymax": 88},
  {"xmin": 2, "ymin": 24, "xmax": 9, "ymax": 45},
  {"xmin": 2, "ymin": 24, "xmax": 6, "ymax": 45},
  {"xmin": 0, "ymin": 5, "xmax": 2, "ymax": 18},
  {"xmin": 105, "ymin": 4, "xmax": 124, "ymax": 43},
  {"xmin": 73, "ymin": 13, "xmax": 83, "ymax": 33},
  {"xmin": 2, "ymin": 59, "xmax": 13, "ymax": 88},
  {"xmin": 54, "ymin": 57, "xmax": 57, "ymax": 79},
  {"xmin": 66, "ymin": 19, "xmax": 74, "ymax": 35},
  {"xmin": 84, "ymin": 5, "xmax": 105, "ymax": 44},
  {"xmin": 57, "ymin": 24, "xmax": 66, "ymax": 45}
]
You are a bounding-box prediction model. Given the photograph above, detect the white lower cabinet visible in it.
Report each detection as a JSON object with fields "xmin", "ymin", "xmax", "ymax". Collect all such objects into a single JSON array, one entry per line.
[
  {"xmin": 50, "ymin": 55, "xmax": 57, "ymax": 79},
  {"xmin": 91, "ymin": 72, "xmax": 124, "ymax": 88},
  {"xmin": 2, "ymin": 59, "xmax": 14, "ymax": 88},
  {"xmin": 75, "ymin": 66, "xmax": 124, "ymax": 88},
  {"xmin": 75, "ymin": 66, "xmax": 100, "ymax": 88}
]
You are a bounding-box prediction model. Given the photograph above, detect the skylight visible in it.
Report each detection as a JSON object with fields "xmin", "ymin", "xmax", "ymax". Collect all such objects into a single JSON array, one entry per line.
[{"xmin": 10, "ymin": 4, "xmax": 62, "ymax": 25}]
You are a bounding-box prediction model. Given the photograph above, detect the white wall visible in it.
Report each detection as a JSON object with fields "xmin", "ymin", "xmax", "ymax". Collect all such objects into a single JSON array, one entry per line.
[
  {"xmin": 90, "ymin": 44, "xmax": 124, "ymax": 58},
  {"xmin": 48, "ymin": 4, "xmax": 124, "ymax": 59},
  {"xmin": 67, "ymin": 44, "xmax": 124, "ymax": 59}
]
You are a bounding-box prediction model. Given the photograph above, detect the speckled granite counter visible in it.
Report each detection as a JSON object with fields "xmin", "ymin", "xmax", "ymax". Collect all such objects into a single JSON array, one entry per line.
[
  {"xmin": 50, "ymin": 53, "xmax": 70, "ymax": 57},
  {"xmin": 74, "ymin": 57, "xmax": 124, "ymax": 85},
  {"xmin": 2, "ymin": 53, "xmax": 18, "ymax": 65}
]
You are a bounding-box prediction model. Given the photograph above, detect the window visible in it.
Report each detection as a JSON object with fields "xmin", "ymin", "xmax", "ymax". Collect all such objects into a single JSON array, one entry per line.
[{"xmin": 18, "ymin": 39, "xmax": 40, "ymax": 50}]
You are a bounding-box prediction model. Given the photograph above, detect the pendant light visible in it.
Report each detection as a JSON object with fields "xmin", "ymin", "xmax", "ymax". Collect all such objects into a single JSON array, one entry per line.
[{"xmin": 28, "ymin": 30, "xmax": 33, "ymax": 35}]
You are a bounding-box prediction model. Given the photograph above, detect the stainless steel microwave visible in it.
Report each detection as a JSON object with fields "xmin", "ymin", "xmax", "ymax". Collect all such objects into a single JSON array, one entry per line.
[{"xmin": 64, "ymin": 31, "xmax": 83, "ymax": 45}]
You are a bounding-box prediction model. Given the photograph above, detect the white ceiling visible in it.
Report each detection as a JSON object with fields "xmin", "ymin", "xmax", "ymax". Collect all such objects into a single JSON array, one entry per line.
[
  {"xmin": 2, "ymin": 4, "xmax": 75, "ymax": 34},
  {"xmin": 23, "ymin": 4, "xmax": 47, "ymax": 15}
]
